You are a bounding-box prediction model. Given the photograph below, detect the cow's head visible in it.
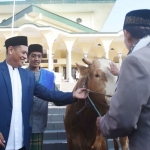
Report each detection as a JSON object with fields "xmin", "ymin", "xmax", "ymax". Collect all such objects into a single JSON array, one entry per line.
[{"xmin": 76, "ymin": 57, "xmax": 117, "ymax": 105}]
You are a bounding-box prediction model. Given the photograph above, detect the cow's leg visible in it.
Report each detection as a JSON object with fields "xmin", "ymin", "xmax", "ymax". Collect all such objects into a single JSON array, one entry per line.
[
  {"xmin": 91, "ymin": 130, "xmax": 106, "ymax": 150},
  {"xmin": 67, "ymin": 137, "xmax": 81, "ymax": 150},
  {"xmin": 119, "ymin": 137, "xmax": 129, "ymax": 150},
  {"xmin": 66, "ymin": 133, "xmax": 77, "ymax": 150},
  {"xmin": 67, "ymin": 132, "xmax": 88, "ymax": 150},
  {"xmin": 113, "ymin": 138, "xmax": 119, "ymax": 150}
]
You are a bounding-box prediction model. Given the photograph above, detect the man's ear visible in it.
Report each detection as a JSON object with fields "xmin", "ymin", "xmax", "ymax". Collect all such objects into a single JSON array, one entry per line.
[
  {"xmin": 7, "ymin": 46, "xmax": 14, "ymax": 55},
  {"xmin": 124, "ymin": 30, "xmax": 132, "ymax": 42}
]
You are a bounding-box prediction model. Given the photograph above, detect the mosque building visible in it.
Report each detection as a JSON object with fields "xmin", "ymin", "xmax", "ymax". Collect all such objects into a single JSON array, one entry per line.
[{"xmin": 0, "ymin": 0, "xmax": 148, "ymax": 82}]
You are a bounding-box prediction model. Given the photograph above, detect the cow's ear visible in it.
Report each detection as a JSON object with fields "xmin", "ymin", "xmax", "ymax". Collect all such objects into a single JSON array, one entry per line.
[{"xmin": 76, "ymin": 63, "xmax": 89, "ymax": 77}]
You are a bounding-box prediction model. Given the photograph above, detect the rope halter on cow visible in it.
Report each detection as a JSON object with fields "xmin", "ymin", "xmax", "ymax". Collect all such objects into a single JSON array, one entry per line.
[
  {"xmin": 81, "ymin": 76, "xmax": 112, "ymax": 96},
  {"xmin": 76, "ymin": 76, "xmax": 112, "ymax": 150},
  {"xmin": 76, "ymin": 76, "xmax": 112, "ymax": 115}
]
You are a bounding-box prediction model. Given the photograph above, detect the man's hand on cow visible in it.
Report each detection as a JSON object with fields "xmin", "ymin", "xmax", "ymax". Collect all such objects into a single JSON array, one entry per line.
[
  {"xmin": 0, "ymin": 132, "xmax": 5, "ymax": 148},
  {"xmin": 96, "ymin": 117, "xmax": 101, "ymax": 130},
  {"xmin": 73, "ymin": 88, "xmax": 89, "ymax": 99},
  {"xmin": 107, "ymin": 62, "xmax": 120, "ymax": 76}
]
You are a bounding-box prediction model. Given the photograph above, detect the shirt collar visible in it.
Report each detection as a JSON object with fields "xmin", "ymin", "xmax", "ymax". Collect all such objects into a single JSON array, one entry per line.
[
  {"xmin": 27, "ymin": 66, "xmax": 41, "ymax": 73},
  {"xmin": 6, "ymin": 62, "xmax": 18, "ymax": 71}
]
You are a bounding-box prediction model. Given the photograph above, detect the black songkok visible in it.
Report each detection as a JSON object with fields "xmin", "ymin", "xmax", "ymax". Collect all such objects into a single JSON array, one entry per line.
[
  {"xmin": 28, "ymin": 44, "xmax": 43, "ymax": 56},
  {"xmin": 5, "ymin": 36, "xmax": 28, "ymax": 49},
  {"xmin": 123, "ymin": 9, "xmax": 150, "ymax": 29}
]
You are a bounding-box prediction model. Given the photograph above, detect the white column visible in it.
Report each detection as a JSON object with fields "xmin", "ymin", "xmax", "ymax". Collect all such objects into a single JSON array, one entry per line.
[
  {"xmin": 66, "ymin": 50, "xmax": 73, "ymax": 82},
  {"xmin": 62, "ymin": 37, "xmax": 76, "ymax": 83},
  {"xmin": 51, "ymin": 54, "xmax": 54, "ymax": 71},
  {"xmin": 66, "ymin": 52, "xmax": 69, "ymax": 80},
  {"xmin": 78, "ymin": 42, "xmax": 93, "ymax": 59},
  {"xmin": 118, "ymin": 53, "xmax": 122, "ymax": 67},
  {"xmin": 105, "ymin": 46, "xmax": 109, "ymax": 59},
  {"xmin": 48, "ymin": 49, "xmax": 51, "ymax": 70},
  {"xmin": 47, "ymin": 42, "xmax": 53, "ymax": 71},
  {"xmin": 101, "ymin": 38, "xmax": 114, "ymax": 59},
  {"xmin": 43, "ymin": 31, "xmax": 58, "ymax": 71}
]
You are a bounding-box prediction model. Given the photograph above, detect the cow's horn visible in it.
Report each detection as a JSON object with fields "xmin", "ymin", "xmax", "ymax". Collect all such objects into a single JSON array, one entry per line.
[{"xmin": 82, "ymin": 58, "xmax": 92, "ymax": 65}]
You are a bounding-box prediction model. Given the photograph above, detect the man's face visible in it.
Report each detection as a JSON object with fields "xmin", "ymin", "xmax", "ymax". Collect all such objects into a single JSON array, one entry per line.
[
  {"xmin": 28, "ymin": 51, "xmax": 42, "ymax": 68},
  {"xmin": 9, "ymin": 45, "xmax": 28, "ymax": 67}
]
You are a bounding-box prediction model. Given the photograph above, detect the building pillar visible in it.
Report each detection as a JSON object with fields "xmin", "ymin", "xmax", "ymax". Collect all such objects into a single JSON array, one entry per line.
[
  {"xmin": 43, "ymin": 31, "xmax": 58, "ymax": 71},
  {"xmin": 62, "ymin": 37, "xmax": 76, "ymax": 83},
  {"xmin": 66, "ymin": 50, "xmax": 73, "ymax": 82},
  {"xmin": 118, "ymin": 53, "xmax": 122, "ymax": 67},
  {"xmin": 66, "ymin": 52, "xmax": 69, "ymax": 80},
  {"xmin": 78, "ymin": 42, "xmax": 94, "ymax": 58},
  {"xmin": 47, "ymin": 41, "xmax": 54, "ymax": 71},
  {"xmin": 48, "ymin": 53, "xmax": 54, "ymax": 71},
  {"xmin": 101, "ymin": 38, "xmax": 114, "ymax": 59}
]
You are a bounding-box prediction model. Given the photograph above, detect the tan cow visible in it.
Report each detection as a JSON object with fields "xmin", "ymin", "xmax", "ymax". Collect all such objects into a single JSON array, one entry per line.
[{"xmin": 64, "ymin": 57, "xmax": 128, "ymax": 150}]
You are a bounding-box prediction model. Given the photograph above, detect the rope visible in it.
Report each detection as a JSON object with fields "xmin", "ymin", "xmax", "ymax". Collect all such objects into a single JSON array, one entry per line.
[
  {"xmin": 89, "ymin": 90, "xmax": 112, "ymax": 97},
  {"xmin": 80, "ymin": 76, "xmax": 112, "ymax": 98},
  {"xmin": 87, "ymin": 95, "xmax": 109, "ymax": 150},
  {"xmin": 76, "ymin": 76, "xmax": 110, "ymax": 150},
  {"xmin": 76, "ymin": 100, "xmax": 90, "ymax": 115}
]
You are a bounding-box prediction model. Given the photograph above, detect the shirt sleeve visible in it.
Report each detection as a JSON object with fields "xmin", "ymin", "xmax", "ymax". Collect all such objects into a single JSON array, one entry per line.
[
  {"xmin": 34, "ymin": 82, "xmax": 75, "ymax": 104},
  {"xmin": 100, "ymin": 55, "xmax": 150, "ymax": 138}
]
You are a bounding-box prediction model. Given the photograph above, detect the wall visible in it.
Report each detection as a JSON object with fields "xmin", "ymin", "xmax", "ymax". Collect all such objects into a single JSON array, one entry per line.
[
  {"xmin": 0, "ymin": 50, "xmax": 6, "ymax": 62},
  {"xmin": 72, "ymin": 51, "xmax": 85, "ymax": 66}
]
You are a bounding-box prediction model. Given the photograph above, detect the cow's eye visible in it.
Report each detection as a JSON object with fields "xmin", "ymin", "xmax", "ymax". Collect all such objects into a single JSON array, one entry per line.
[{"xmin": 95, "ymin": 74, "xmax": 99, "ymax": 77}]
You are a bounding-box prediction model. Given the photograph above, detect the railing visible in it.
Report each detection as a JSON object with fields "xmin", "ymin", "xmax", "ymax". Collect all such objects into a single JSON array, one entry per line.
[{"xmin": 0, "ymin": 0, "xmax": 116, "ymax": 5}]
